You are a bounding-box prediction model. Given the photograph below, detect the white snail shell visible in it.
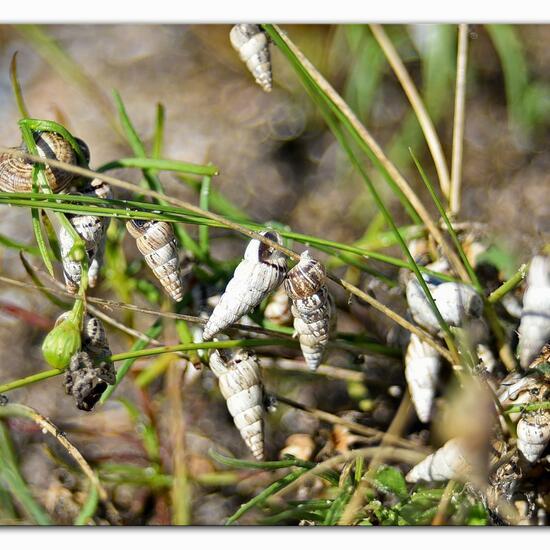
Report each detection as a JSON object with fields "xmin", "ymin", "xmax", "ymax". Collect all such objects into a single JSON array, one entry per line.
[
  {"xmin": 516, "ymin": 410, "xmax": 550, "ymax": 463},
  {"xmin": 284, "ymin": 251, "xmax": 334, "ymax": 371},
  {"xmin": 60, "ymin": 179, "xmax": 111, "ymax": 293},
  {"xmin": 405, "ymin": 333, "xmax": 441, "ymax": 423},
  {"xmin": 518, "ymin": 256, "xmax": 550, "ymax": 369},
  {"xmin": 203, "ymin": 230, "xmax": 287, "ymax": 341},
  {"xmin": 406, "ymin": 278, "xmax": 483, "ymax": 335},
  {"xmin": 126, "ymin": 220, "xmax": 184, "ymax": 302},
  {"xmin": 0, "ymin": 132, "xmax": 88, "ymax": 193},
  {"xmin": 209, "ymin": 348, "xmax": 265, "ymax": 460},
  {"xmin": 264, "ymin": 285, "xmax": 292, "ymax": 326},
  {"xmin": 406, "ymin": 438, "xmax": 472, "ymax": 483},
  {"xmin": 229, "ymin": 24, "xmax": 272, "ymax": 92}
]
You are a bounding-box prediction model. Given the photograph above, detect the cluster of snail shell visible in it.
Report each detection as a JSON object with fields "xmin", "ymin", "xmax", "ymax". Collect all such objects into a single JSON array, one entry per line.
[
  {"xmin": 204, "ymin": 231, "xmax": 335, "ymax": 459},
  {"xmin": 0, "ymin": 129, "xmax": 186, "ymax": 302}
]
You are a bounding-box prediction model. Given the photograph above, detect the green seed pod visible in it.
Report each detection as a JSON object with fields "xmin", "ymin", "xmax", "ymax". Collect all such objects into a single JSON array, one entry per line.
[{"xmin": 42, "ymin": 316, "xmax": 82, "ymax": 370}]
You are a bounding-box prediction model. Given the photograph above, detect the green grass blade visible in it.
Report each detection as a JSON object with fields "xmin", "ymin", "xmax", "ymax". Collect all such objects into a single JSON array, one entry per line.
[
  {"xmin": 0, "ymin": 422, "xmax": 52, "ymax": 525},
  {"xmin": 152, "ymin": 103, "xmax": 165, "ymax": 159},
  {"xmin": 74, "ymin": 485, "xmax": 98, "ymax": 526},
  {"xmin": 199, "ymin": 174, "xmax": 211, "ymax": 256},
  {"xmin": 9, "ymin": 52, "xmax": 30, "ymax": 118},
  {"xmin": 98, "ymin": 158, "xmax": 218, "ymax": 177}
]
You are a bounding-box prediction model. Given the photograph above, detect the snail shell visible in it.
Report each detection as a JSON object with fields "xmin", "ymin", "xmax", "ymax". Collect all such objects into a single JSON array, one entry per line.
[
  {"xmin": 264, "ymin": 285, "xmax": 292, "ymax": 326},
  {"xmin": 405, "ymin": 333, "xmax": 441, "ymax": 423},
  {"xmin": 126, "ymin": 220, "xmax": 184, "ymax": 302},
  {"xmin": 209, "ymin": 348, "xmax": 265, "ymax": 460},
  {"xmin": 284, "ymin": 251, "xmax": 334, "ymax": 371},
  {"xmin": 203, "ymin": 230, "xmax": 287, "ymax": 341},
  {"xmin": 518, "ymin": 256, "xmax": 550, "ymax": 369},
  {"xmin": 229, "ymin": 24, "xmax": 272, "ymax": 92},
  {"xmin": 406, "ymin": 278, "xmax": 483, "ymax": 335},
  {"xmin": 0, "ymin": 132, "xmax": 88, "ymax": 193},
  {"xmin": 406, "ymin": 438, "xmax": 473, "ymax": 483},
  {"xmin": 60, "ymin": 179, "xmax": 111, "ymax": 293},
  {"xmin": 516, "ymin": 410, "xmax": 550, "ymax": 463}
]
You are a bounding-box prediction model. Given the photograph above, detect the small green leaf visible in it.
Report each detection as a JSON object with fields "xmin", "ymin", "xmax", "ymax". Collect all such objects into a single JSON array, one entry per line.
[{"xmin": 374, "ymin": 465, "xmax": 408, "ymax": 500}]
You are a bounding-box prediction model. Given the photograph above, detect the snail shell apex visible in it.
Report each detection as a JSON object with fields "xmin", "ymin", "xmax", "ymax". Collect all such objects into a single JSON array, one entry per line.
[
  {"xmin": 0, "ymin": 131, "xmax": 85, "ymax": 193},
  {"xmin": 284, "ymin": 250, "xmax": 326, "ymax": 300},
  {"xmin": 202, "ymin": 230, "xmax": 287, "ymax": 341},
  {"xmin": 405, "ymin": 333, "xmax": 441, "ymax": 423},
  {"xmin": 126, "ymin": 220, "xmax": 184, "ymax": 302},
  {"xmin": 518, "ymin": 256, "xmax": 550, "ymax": 369},
  {"xmin": 406, "ymin": 438, "xmax": 472, "ymax": 483},
  {"xmin": 210, "ymin": 348, "xmax": 265, "ymax": 460},
  {"xmin": 230, "ymin": 24, "xmax": 272, "ymax": 92}
]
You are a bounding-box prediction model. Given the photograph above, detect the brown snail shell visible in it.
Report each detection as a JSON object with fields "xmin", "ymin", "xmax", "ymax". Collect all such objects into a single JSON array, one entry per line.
[
  {"xmin": 209, "ymin": 348, "xmax": 265, "ymax": 460},
  {"xmin": 229, "ymin": 24, "xmax": 272, "ymax": 92},
  {"xmin": 284, "ymin": 251, "xmax": 334, "ymax": 371},
  {"xmin": 126, "ymin": 220, "xmax": 184, "ymax": 302},
  {"xmin": 0, "ymin": 132, "xmax": 88, "ymax": 193},
  {"xmin": 202, "ymin": 230, "xmax": 287, "ymax": 341}
]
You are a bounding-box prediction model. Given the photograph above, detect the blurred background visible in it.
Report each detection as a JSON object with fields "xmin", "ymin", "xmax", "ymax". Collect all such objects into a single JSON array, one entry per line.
[{"xmin": 0, "ymin": 24, "xmax": 549, "ymax": 525}]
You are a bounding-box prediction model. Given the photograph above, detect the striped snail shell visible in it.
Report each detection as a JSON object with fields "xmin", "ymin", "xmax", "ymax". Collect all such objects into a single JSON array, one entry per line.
[
  {"xmin": 60, "ymin": 179, "xmax": 111, "ymax": 293},
  {"xmin": 406, "ymin": 438, "xmax": 473, "ymax": 483},
  {"xmin": 229, "ymin": 24, "xmax": 272, "ymax": 92},
  {"xmin": 516, "ymin": 410, "xmax": 550, "ymax": 463},
  {"xmin": 264, "ymin": 285, "xmax": 292, "ymax": 326},
  {"xmin": 406, "ymin": 278, "xmax": 483, "ymax": 335},
  {"xmin": 202, "ymin": 230, "xmax": 287, "ymax": 341},
  {"xmin": 405, "ymin": 333, "xmax": 441, "ymax": 423},
  {"xmin": 209, "ymin": 348, "xmax": 265, "ymax": 460},
  {"xmin": 518, "ymin": 256, "xmax": 550, "ymax": 369},
  {"xmin": 126, "ymin": 220, "xmax": 184, "ymax": 302},
  {"xmin": 0, "ymin": 132, "xmax": 89, "ymax": 193},
  {"xmin": 284, "ymin": 250, "xmax": 335, "ymax": 371}
]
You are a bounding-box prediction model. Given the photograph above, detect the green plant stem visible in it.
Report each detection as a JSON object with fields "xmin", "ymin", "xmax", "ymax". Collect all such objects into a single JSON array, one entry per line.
[
  {"xmin": 97, "ymin": 157, "xmax": 218, "ymax": 177},
  {"xmin": 199, "ymin": 174, "xmax": 212, "ymax": 256},
  {"xmin": 488, "ymin": 264, "xmax": 528, "ymax": 303}
]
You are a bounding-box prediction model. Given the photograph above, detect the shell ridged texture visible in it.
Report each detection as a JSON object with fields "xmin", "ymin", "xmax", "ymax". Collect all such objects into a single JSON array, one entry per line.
[
  {"xmin": 518, "ymin": 256, "xmax": 550, "ymax": 369},
  {"xmin": 0, "ymin": 132, "xmax": 79, "ymax": 193},
  {"xmin": 406, "ymin": 438, "xmax": 472, "ymax": 483},
  {"xmin": 126, "ymin": 220, "xmax": 184, "ymax": 302},
  {"xmin": 406, "ymin": 279, "xmax": 483, "ymax": 335},
  {"xmin": 203, "ymin": 231, "xmax": 287, "ymax": 341},
  {"xmin": 405, "ymin": 333, "xmax": 441, "ymax": 423},
  {"xmin": 60, "ymin": 180, "xmax": 111, "ymax": 292},
  {"xmin": 284, "ymin": 251, "xmax": 334, "ymax": 371},
  {"xmin": 209, "ymin": 349, "xmax": 265, "ymax": 460},
  {"xmin": 230, "ymin": 24, "xmax": 272, "ymax": 92},
  {"xmin": 517, "ymin": 410, "xmax": 550, "ymax": 463}
]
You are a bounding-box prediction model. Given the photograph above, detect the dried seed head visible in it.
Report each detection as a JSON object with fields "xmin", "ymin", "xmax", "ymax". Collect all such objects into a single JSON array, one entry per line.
[
  {"xmin": 126, "ymin": 220, "xmax": 184, "ymax": 302},
  {"xmin": 517, "ymin": 410, "xmax": 550, "ymax": 463},
  {"xmin": 202, "ymin": 230, "xmax": 287, "ymax": 341},
  {"xmin": 209, "ymin": 348, "xmax": 265, "ymax": 460},
  {"xmin": 0, "ymin": 132, "xmax": 86, "ymax": 193},
  {"xmin": 64, "ymin": 351, "xmax": 114, "ymax": 411},
  {"xmin": 229, "ymin": 24, "xmax": 272, "ymax": 92}
]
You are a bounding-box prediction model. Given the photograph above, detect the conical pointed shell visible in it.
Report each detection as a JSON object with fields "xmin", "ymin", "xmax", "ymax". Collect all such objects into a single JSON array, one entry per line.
[
  {"xmin": 406, "ymin": 279, "xmax": 483, "ymax": 335},
  {"xmin": 126, "ymin": 220, "xmax": 184, "ymax": 302},
  {"xmin": 518, "ymin": 256, "xmax": 550, "ymax": 369},
  {"xmin": 517, "ymin": 410, "xmax": 550, "ymax": 463},
  {"xmin": 209, "ymin": 349, "xmax": 265, "ymax": 460},
  {"xmin": 203, "ymin": 231, "xmax": 286, "ymax": 340},
  {"xmin": 230, "ymin": 24, "xmax": 272, "ymax": 92},
  {"xmin": 405, "ymin": 333, "xmax": 441, "ymax": 423},
  {"xmin": 0, "ymin": 132, "xmax": 82, "ymax": 193},
  {"xmin": 406, "ymin": 438, "xmax": 472, "ymax": 483}
]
